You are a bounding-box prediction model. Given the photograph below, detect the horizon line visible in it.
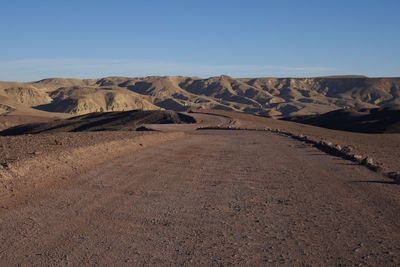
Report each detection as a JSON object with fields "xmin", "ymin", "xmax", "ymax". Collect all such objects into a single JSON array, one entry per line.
[{"xmin": 1, "ymin": 74, "xmax": 399, "ymax": 84}]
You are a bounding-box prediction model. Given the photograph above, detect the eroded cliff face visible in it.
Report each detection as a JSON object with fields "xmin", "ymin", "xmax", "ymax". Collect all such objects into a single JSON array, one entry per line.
[{"xmin": 0, "ymin": 76, "xmax": 399, "ymax": 116}]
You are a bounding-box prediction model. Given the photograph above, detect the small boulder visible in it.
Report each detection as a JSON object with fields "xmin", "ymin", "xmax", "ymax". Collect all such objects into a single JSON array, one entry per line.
[
  {"xmin": 334, "ymin": 144, "xmax": 342, "ymax": 151},
  {"xmin": 319, "ymin": 140, "xmax": 333, "ymax": 147},
  {"xmin": 387, "ymin": 172, "xmax": 400, "ymax": 184},
  {"xmin": 0, "ymin": 162, "xmax": 10, "ymax": 170},
  {"xmin": 341, "ymin": 145, "xmax": 354, "ymax": 154},
  {"xmin": 361, "ymin": 157, "xmax": 374, "ymax": 166},
  {"xmin": 325, "ymin": 141, "xmax": 333, "ymax": 147},
  {"xmin": 54, "ymin": 139, "xmax": 63, "ymax": 145}
]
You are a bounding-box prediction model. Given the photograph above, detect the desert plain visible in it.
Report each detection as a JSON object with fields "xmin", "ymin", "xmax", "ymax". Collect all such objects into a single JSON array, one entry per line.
[{"xmin": 0, "ymin": 76, "xmax": 399, "ymax": 265}]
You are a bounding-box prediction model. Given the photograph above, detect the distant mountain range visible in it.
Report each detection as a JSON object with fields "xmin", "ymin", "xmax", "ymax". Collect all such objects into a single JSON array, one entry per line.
[{"xmin": 0, "ymin": 76, "xmax": 399, "ymax": 117}]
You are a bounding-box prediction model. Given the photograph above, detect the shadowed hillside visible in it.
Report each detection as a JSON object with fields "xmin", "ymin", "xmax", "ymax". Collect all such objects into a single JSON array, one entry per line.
[
  {"xmin": 283, "ymin": 107, "xmax": 400, "ymax": 133},
  {"xmin": 0, "ymin": 110, "xmax": 195, "ymax": 135}
]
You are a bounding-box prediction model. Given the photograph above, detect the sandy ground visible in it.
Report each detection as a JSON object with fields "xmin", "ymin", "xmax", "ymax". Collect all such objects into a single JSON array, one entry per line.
[{"xmin": 0, "ymin": 111, "xmax": 399, "ymax": 266}]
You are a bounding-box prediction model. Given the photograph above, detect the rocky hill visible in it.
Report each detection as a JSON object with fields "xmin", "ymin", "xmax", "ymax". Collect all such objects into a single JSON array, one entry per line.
[{"xmin": 0, "ymin": 76, "xmax": 399, "ymax": 117}]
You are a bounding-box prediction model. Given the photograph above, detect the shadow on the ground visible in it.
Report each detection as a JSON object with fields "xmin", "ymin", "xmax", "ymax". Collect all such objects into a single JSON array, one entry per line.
[{"xmin": 351, "ymin": 180, "xmax": 398, "ymax": 185}]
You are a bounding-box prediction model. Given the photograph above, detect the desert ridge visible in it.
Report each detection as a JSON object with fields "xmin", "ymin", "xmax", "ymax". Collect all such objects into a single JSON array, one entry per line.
[{"xmin": 0, "ymin": 76, "xmax": 399, "ymax": 118}]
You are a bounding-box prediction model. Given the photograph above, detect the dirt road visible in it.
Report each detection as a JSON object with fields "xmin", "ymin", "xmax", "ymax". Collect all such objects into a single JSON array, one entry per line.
[{"xmin": 0, "ymin": 130, "xmax": 399, "ymax": 266}]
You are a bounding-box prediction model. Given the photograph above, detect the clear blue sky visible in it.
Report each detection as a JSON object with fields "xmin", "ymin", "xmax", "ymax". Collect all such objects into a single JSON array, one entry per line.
[{"xmin": 0, "ymin": 0, "xmax": 399, "ymax": 81}]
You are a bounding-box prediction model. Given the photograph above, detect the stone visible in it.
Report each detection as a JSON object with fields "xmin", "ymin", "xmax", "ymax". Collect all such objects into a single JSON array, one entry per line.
[
  {"xmin": 324, "ymin": 141, "xmax": 333, "ymax": 147},
  {"xmin": 341, "ymin": 145, "xmax": 354, "ymax": 154},
  {"xmin": 55, "ymin": 139, "xmax": 63, "ymax": 145},
  {"xmin": 361, "ymin": 157, "xmax": 374, "ymax": 166},
  {"xmin": 334, "ymin": 144, "xmax": 342, "ymax": 151},
  {"xmin": 387, "ymin": 172, "xmax": 400, "ymax": 184},
  {"xmin": 353, "ymin": 154, "xmax": 363, "ymax": 161}
]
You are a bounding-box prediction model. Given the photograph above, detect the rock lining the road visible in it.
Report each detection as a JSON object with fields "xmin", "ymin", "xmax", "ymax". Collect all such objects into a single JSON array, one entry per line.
[{"xmin": 197, "ymin": 126, "xmax": 400, "ymax": 184}]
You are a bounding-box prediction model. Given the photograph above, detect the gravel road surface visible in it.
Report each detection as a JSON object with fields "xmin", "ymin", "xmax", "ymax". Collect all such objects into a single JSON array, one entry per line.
[{"xmin": 0, "ymin": 130, "xmax": 399, "ymax": 266}]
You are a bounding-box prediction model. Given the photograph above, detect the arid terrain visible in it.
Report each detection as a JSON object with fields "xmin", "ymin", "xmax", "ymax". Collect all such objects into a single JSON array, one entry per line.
[
  {"xmin": 0, "ymin": 76, "xmax": 399, "ymax": 265},
  {"xmin": 0, "ymin": 76, "xmax": 399, "ymax": 121},
  {"xmin": 0, "ymin": 108, "xmax": 398, "ymax": 265},
  {"xmin": 2, "ymin": 0, "xmax": 399, "ymax": 264}
]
